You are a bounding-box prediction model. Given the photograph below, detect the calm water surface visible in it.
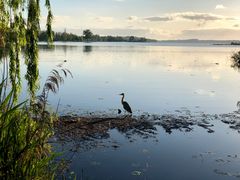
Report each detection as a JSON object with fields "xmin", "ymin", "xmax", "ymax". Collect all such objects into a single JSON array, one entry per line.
[
  {"xmin": 35, "ymin": 42, "xmax": 240, "ymax": 115},
  {"xmin": 54, "ymin": 121, "xmax": 240, "ymax": 180},
  {"xmin": 35, "ymin": 42, "xmax": 240, "ymax": 179}
]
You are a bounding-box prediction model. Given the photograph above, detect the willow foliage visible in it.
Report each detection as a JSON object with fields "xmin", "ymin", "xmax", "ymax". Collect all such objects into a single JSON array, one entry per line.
[
  {"xmin": 0, "ymin": 0, "xmax": 53, "ymax": 101},
  {"xmin": 0, "ymin": 1, "xmax": 56, "ymax": 178}
]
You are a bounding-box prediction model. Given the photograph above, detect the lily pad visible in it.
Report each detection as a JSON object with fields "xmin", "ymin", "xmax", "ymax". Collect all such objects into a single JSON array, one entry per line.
[{"xmin": 131, "ymin": 170, "xmax": 142, "ymax": 176}]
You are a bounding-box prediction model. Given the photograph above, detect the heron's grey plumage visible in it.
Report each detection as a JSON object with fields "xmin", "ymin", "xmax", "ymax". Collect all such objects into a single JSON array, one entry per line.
[{"xmin": 119, "ymin": 93, "xmax": 132, "ymax": 114}]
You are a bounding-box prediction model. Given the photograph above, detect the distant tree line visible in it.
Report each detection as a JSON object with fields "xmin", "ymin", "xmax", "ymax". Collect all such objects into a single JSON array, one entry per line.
[
  {"xmin": 39, "ymin": 31, "xmax": 82, "ymax": 42},
  {"xmin": 39, "ymin": 29, "xmax": 157, "ymax": 42}
]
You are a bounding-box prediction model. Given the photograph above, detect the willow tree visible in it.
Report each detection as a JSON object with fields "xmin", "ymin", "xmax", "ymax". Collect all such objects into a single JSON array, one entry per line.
[
  {"xmin": 0, "ymin": 1, "xmax": 55, "ymax": 178},
  {"xmin": 0, "ymin": 0, "xmax": 53, "ymax": 102}
]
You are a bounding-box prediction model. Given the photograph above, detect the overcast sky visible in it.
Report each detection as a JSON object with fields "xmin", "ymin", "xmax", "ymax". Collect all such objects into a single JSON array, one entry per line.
[{"xmin": 40, "ymin": 0, "xmax": 240, "ymax": 40}]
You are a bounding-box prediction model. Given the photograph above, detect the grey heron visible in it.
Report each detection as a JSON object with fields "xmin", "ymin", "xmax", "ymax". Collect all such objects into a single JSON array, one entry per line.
[{"xmin": 119, "ymin": 93, "xmax": 132, "ymax": 114}]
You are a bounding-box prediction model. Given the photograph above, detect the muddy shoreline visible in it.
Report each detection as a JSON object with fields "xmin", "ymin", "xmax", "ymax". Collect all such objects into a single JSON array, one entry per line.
[
  {"xmin": 54, "ymin": 110, "xmax": 240, "ymax": 143},
  {"xmin": 52, "ymin": 111, "xmax": 240, "ymax": 179}
]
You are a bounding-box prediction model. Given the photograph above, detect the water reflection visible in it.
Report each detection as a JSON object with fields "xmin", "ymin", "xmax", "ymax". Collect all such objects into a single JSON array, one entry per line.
[
  {"xmin": 53, "ymin": 110, "xmax": 240, "ymax": 180},
  {"xmin": 83, "ymin": 45, "xmax": 92, "ymax": 53},
  {"xmin": 36, "ymin": 43, "xmax": 240, "ymax": 114}
]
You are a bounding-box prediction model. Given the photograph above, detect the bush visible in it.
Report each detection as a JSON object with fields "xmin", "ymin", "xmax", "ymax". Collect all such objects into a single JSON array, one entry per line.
[
  {"xmin": 0, "ymin": 81, "xmax": 55, "ymax": 179},
  {"xmin": 231, "ymin": 51, "xmax": 240, "ymax": 69}
]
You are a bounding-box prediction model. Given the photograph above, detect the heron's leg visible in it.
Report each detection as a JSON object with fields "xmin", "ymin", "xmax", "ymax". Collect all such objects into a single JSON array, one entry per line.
[
  {"xmin": 127, "ymin": 113, "xmax": 132, "ymax": 118},
  {"xmin": 123, "ymin": 112, "xmax": 132, "ymax": 119},
  {"xmin": 123, "ymin": 110, "xmax": 128, "ymax": 119}
]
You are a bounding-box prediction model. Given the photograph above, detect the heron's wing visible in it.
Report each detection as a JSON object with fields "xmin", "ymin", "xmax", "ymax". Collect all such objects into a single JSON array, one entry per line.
[{"xmin": 123, "ymin": 101, "xmax": 132, "ymax": 113}]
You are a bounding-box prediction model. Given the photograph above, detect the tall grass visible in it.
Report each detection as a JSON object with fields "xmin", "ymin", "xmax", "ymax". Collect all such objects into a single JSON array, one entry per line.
[
  {"xmin": 0, "ymin": 62, "xmax": 54, "ymax": 178},
  {"xmin": 0, "ymin": 91, "xmax": 55, "ymax": 178},
  {"xmin": 0, "ymin": 59, "xmax": 72, "ymax": 179}
]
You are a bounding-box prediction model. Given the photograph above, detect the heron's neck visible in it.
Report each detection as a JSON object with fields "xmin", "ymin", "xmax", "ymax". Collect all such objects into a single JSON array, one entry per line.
[{"xmin": 121, "ymin": 95, "xmax": 124, "ymax": 103}]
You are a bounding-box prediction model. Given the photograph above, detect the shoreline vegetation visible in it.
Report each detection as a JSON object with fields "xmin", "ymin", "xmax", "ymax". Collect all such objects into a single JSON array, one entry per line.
[
  {"xmin": 39, "ymin": 30, "xmax": 157, "ymax": 43},
  {"xmin": 213, "ymin": 41, "xmax": 240, "ymax": 46},
  {"xmin": 39, "ymin": 30, "xmax": 240, "ymax": 45}
]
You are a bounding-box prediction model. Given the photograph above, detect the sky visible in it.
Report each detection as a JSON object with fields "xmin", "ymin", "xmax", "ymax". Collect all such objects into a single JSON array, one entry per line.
[{"xmin": 40, "ymin": 0, "xmax": 240, "ymax": 40}]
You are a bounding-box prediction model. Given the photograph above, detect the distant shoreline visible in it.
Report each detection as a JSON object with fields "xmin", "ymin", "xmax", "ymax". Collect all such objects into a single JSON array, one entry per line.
[
  {"xmin": 213, "ymin": 42, "xmax": 240, "ymax": 46},
  {"xmin": 39, "ymin": 39, "xmax": 240, "ymax": 47},
  {"xmin": 38, "ymin": 41, "xmax": 240, "ymax": 46},
  {"xmin": 39, "ymin": 31, "xmax": 240, "ymax": 44},
  {"xmin": 39, "ymin": 31, "xmax": 157, "ymax": 43}
]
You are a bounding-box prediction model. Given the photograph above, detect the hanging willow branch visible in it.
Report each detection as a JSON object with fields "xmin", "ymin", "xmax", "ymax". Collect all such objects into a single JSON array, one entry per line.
[
  {"xmin": 25, "ymin": 0, "xmax": 41, "ymax": 100},
  {"xmin": 0, "ymin": 0, "xmax": 53, "ymax": 104},
  {"xmin": 45, "ymin": 0, "xmax": 53, "ymax": 47}
]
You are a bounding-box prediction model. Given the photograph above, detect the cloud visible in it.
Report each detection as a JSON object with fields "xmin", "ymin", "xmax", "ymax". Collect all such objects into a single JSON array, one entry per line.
[
  {"xmin": 128, "ymin": 16, "xmax": 138, "ymax": 21},
  {"xmin": 142, "ymin": 12, "xmax": 235, "ymax": 23},
  {"xmin": 215, "ymin": 4, "xmax": 226, "ymax": 9},
  {"xmin": 175, "ymin": 12, "xmax": 223, "ymax": 21},
  {"xmin": 144, "ymin": 16, "xmax": 173, "ymax": 22}
]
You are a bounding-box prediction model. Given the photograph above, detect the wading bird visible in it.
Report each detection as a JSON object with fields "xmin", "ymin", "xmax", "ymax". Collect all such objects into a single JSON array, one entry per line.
[{"xmin": 119, "ymin": 93, "xmax": 132, "ymax": 114}]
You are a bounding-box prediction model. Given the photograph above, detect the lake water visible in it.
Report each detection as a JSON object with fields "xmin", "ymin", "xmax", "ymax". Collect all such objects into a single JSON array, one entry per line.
[
  {"xmin": 36, "ymin": 42, "xmax": 240, "ymax": 115},
  {"xmin": 54, "ymin": 120, "xmax": 240, "ymax": 180},
  {"xmin": 35, "ymin": 42, "xmax": 240, "ymax": 179}
]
